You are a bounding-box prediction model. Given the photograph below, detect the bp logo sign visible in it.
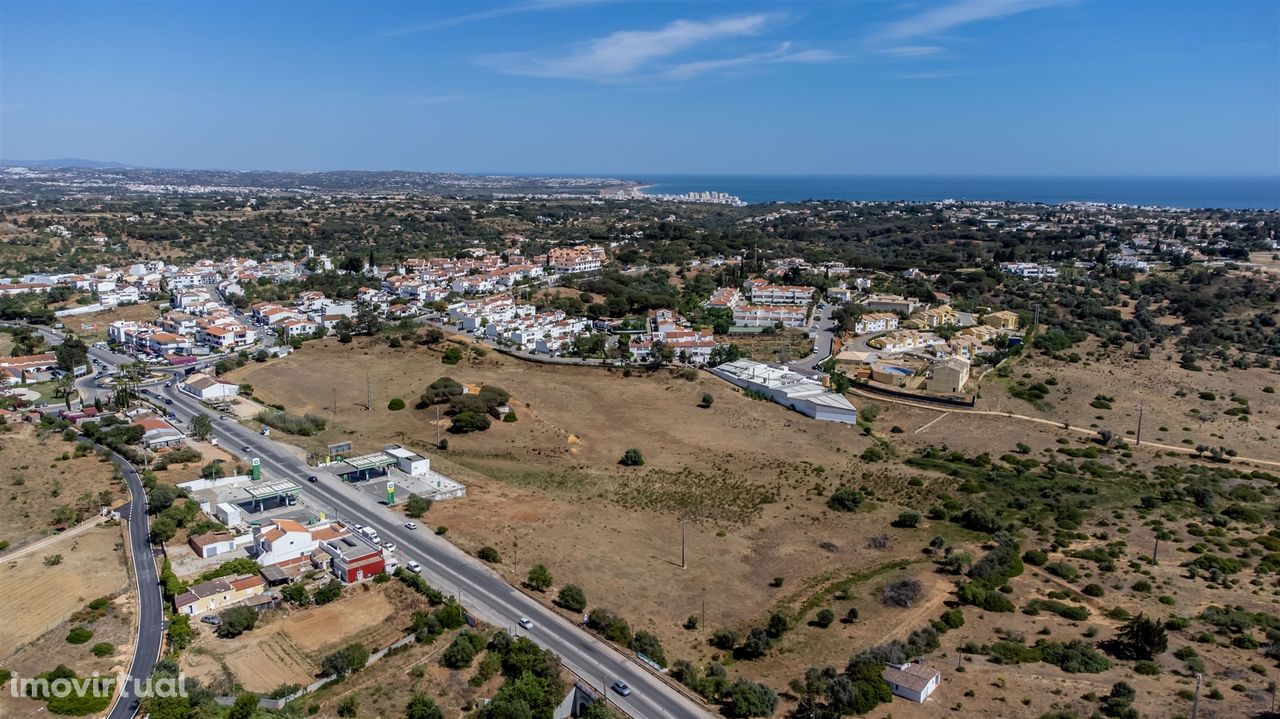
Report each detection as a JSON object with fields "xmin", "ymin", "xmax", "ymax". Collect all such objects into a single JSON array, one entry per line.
[{"xmin": 386, "ymin": 480, "xmax": 396, "ymax": 505}]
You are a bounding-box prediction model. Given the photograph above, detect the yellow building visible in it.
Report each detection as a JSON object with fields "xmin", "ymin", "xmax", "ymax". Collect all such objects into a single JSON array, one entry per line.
[
  {"xmin": 174, "ymin": 574, "xmax": 266, "ymax": 616},
  {"xmin": 983, "ymin": 310, "xmax": 1020, "ymax": 331},
  {"xmin": 928, "ymin": 356, "xmax": 971, "ymax": 393}
]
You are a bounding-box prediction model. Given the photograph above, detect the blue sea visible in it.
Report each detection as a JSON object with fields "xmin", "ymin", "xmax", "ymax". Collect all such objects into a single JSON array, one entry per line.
[{"xmin": 627, "ymin": 175, "xmax": 1280, "ymax": 210}]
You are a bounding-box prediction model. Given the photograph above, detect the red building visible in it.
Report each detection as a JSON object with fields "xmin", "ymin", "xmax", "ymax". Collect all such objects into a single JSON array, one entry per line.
[{"xmin": 321, "ymin": 533, "xmax": 385, "ymax": 583}]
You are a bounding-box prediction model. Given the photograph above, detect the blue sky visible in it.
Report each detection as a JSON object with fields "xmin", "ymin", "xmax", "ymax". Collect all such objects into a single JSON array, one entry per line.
[{"xmin": 2, "ymin": 0, "xmax": 1277, "ymax": 176}]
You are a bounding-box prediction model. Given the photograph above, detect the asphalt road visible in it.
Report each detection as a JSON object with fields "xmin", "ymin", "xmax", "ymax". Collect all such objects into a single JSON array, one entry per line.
[
  {"xmin": 104, "ymin": 452, "xmax": 164, "ymax": 719},
  {"xmin": 155, "ymin": 379, "xmax": 713, "ymax": 719},
  {"xmin": 793, "ymin": 303, "xmax": 837, "ymax": 370}
]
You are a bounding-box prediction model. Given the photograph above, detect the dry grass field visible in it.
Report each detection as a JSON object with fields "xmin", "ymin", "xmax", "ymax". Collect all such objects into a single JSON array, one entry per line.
[
  {"xmin": 979, "ymin": 337, "xmax": 1280, "ymax": 459},
  {"xmin": 0, "ymin": 522, "xmax": 129, "ymax": 652},
  {"xmin": 70, "ymin": 302, "xmax": 164, "ymax": 341},
  {"xmin": 0, "ymin": 423, "xmax": 127, "ymax": 552},
  {"xmin": 225, "ymin": 338, "xmax": 1280, "ymax": 716},
  {"xmin": 183, "ymin": 583, "xmax": 419, "ymax": 693}
]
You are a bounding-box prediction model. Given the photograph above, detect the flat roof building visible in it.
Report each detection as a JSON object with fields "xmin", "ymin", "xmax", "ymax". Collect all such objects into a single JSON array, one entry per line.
[{"xmin": 710, "ymin": 359, "xmax": 856, "ymax": 424}]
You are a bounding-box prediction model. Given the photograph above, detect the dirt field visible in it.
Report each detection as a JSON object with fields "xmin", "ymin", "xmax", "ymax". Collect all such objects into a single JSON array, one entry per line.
[
  {"xmin": 978, "ymin": 337, "xmax": 1280, "ymax": 459},
  {"xmin": 224, "ymin": 338, "xmax": 1280, "ymax": 715},
  {"xmin": 0, "ymin": 422, "xmax": 127, "ymax": 552},
  {"xmin": 0, "ymin": 520, "xmax": 130, "ymax": 658},
  {"xmin": 183, "ymin": 584, "xmax": 417, "ymax": 693},
  {"xmin": 71, "ymin": 302, "xmax": 164, "ymax": 341}
]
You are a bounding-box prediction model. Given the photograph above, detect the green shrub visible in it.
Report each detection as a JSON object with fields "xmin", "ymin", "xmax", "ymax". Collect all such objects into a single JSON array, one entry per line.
[
  {"xmin": 90, "ymin": 642, "xmax": 114, "ymax": 657},
  {"xmin": 388, "ymin": 398, "xmax": 406, "ymax": 411},
  {"xmin": 66, "ymin": 627, "xmax": 93, "ymax": 644}
]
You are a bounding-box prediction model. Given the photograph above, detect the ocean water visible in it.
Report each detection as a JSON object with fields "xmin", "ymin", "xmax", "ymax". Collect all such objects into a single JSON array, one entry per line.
[{"xmin": 627, "ymin": 175, "xmax": 1280, "ymax": 210}]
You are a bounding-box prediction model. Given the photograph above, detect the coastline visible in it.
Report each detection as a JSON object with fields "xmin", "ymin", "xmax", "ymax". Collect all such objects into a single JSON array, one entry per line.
[{"xmin": 612, "ymin": 175, "xmax": 1280, "ymax": 210}]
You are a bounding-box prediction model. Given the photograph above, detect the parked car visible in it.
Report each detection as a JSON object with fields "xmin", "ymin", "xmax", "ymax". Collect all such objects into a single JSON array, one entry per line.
[
  {"xmin": 382, "ymin": 542, "xmax": 397, "ymax": 552},
  {"xmin": 518, "ymin": 617, "xmax": 534, "ymax": 630},
  {"xmin": 404, "ymin": 521, "xmax": 418, "ymax": 530},
  {"xmin": 200, "ymin": 615, "xmax": 222, "ymax": 626},
  {"xmin": 406, "ymin": 561, "xmax": 422, "ymax": 573},
  {"xmin": 611, "ymin": 680, "xmax": 631, "ymax": 697}
]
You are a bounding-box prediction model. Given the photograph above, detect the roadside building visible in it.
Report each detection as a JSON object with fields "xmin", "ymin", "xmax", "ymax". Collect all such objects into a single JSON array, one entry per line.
[
  {"xmin": 321, "ymin": 533, "xmax": 386, "ymax": 583},
  {"xmin": 0, "ymin": 353, "xmax": 58, "ymax": 385},
  {"xmin": 181, "ymin": 372, "xmax": 241, "ymax": 401}
]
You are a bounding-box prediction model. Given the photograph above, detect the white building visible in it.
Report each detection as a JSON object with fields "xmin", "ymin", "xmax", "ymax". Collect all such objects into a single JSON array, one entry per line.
[
  {"xmin": 732, "ymin": 305, "xmax": 807, "ymax": 328},
  {"xmin": 854, "ymin": 312, "xmax": 900, "ymax": 335},
  {"xmin": 882, "ymin": 662, "xmax": 940, "ymax": 703},
  {"xmin": 181, "ymin": 372, "xmax": 241, "ymax": 401},
  {"xmin": 710, "ymin": 359, "xmax": 857, "ymax": 424}
]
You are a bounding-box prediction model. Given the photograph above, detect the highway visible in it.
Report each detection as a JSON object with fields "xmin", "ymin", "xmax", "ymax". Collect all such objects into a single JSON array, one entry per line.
[{"xmin": 153, "ymin": 378, "xmax": 713, "ymax": 719}]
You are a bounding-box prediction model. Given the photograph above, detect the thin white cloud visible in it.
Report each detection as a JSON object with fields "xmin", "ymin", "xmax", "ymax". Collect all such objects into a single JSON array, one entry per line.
[
  {"xmin": 880, "ymin": 44, "xmax": 945, "ymax": 58},
  {"xmin": 398, "ymin": 94, "xmax": 468, "ymax": 106},
  {"xmin": 484, "ymin": 14, "xmax": 784, "ymax": 82},
  {"xmin": 879, "ymin": 0, "xmax": 1066, "ymax": 41},
  {"xmin": 872, "ymin": 0, "xmax": 1067, "ymax": 57},
  {"xmin": 665, "ymin": 43, "xmax": 839, "ymax": 80},
  {"xmin": 383, "ymin": 0, "xmax": 605, "ymax": 38}
]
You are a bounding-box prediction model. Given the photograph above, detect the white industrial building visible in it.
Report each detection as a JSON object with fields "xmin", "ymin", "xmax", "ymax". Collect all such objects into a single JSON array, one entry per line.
[{"xmin": 710, "ymin": 359, "xmax": 857, "ymax": 424}]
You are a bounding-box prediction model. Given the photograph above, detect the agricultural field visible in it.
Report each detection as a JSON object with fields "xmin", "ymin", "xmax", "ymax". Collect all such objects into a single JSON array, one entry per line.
[{"xmin": 0, "ymin": 422, "xmax": 127, "ymax": 552}]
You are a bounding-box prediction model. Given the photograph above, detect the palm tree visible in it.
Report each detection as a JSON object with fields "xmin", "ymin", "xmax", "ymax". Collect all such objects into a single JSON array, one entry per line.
[{"xmin": 54, "ymin": 374, "xmax": 77, "ymax": 410}]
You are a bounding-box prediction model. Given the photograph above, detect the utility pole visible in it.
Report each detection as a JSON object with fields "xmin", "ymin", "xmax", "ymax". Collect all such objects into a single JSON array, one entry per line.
[
  {"xmin": 364, "ymin": 369, "xmax": 372, "ymax": 411},
  {"xmin": 1151, "ymin": 537, "xmax": 1159, "ymax": 565},
  {"xmin": 435, "ymin": 406, "xmax": 442, "ymax": 447},
  {"xmin": 1191, "ymin": 672, "xmax": 1202, "ymax": 719},
  {"xmin": 331, "ymin": 387, "xmax": 338, "ymax": 415},
  {"xmin": 680, "ymin": 514, "xmax": 687, "ymax": 569},
  {"xmin": 1136, "ymin": 401, "xmax": 1144, "ymax": 446},
  {"xmin": 701, "ymin": 587, "xmax": 706, "ymax": 629}
]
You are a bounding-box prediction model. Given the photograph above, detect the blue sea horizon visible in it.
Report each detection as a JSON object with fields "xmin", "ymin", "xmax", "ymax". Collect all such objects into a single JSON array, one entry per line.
[{"xmin": 621, "ymin": 174, "xmax": 1280, "ymax": 210}]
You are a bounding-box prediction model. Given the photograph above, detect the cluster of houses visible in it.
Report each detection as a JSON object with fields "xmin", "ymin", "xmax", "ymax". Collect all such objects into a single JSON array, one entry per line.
[
  {"xmin": 832, "ymin": 295, "xmax": 1024, "ymax": 396},
  {"xmin": 177, "ymin": 517, "xmax": 387, "ymax": 616},
  {"xmin": 702, "ymin": 279, "xmax": 817, "ymax": 329}
]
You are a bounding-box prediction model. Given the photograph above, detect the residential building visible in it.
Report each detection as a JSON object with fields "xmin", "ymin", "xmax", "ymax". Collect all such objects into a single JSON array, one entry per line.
[
  {"xmin": 982, "ymin": 310, "xmax": 1020, "ymax": 331},
  {"xmin": 744, "ymin": 279, "xmax": 815, "ymax": 305},
  {"xmin": 853, "ymin": 312, "xmax": 899, "ymax": 335},
  {"xmin": 732, "ymin": 305, "xmax": 807, "ymax": 328},
  {"xmin": 174, "ymin": 574, "xmax": 266, "ymax": 616},
  {"xmin": 321, "ymin": 533, "xmax": 386, "ymax": 583},
  {"xmin": 702, "ymin": 287, "xmax": 743, "ymax": 309},
  {"xmin": 253, "ymin": 519, "xmax": 320, "ymax": 566},
  {"xmin": 882, "ymin": 662, "xmax": 941, "ymax": 703},
  {"xmin": 1000, "ymin": 262, "xmax": 1058, "ymax": 280},
  {"xmin": 0, "ymin": 353, "xmax": 58, "ymax": 385},
  {"xmin": 548, "ymin": 245, "xmax": 604, "ymax": 274},
  {"xmin": 928, "ymin": 356, "xmax": 971, "ymax": 393},
  {"xmin": 864, "ymin": 294, "xmax": 925, "ymax": 315}
]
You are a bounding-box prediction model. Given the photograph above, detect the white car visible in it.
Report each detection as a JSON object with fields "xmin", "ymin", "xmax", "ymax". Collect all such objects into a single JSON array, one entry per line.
[
  {"xmin": 382, "ymin": 542, "xmax": 397, "ymax": 552},
  {"xmin": 406, "ymin": 561, "xmax": 422, "ymax": 573},
  {"xmin": 404, "ymin": 521, "xmax": 418, "ymax": 530},
  {"xmin": 518, "ymin": 617, "xmax": 534, "ymax": 630}
]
